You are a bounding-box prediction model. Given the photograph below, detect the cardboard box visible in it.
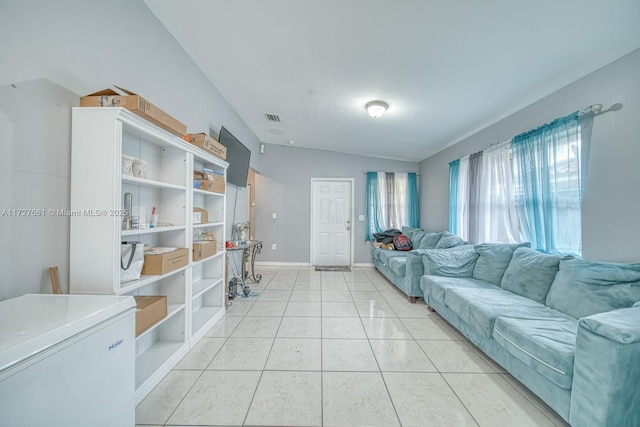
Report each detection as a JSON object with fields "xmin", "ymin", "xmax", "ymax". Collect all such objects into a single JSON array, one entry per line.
[
  {"xmin": 141, "ymin": 247, "xmax": 188, "ymax": 275},
  {"xmin": 193, "ymin": 240, "xmax": 217, "ymax": 261},
  {"xmin": 80, "ymin": 86, "xmax": 187, "ymax": 137},
  {"xmin": 188, "ymin": 133, "xmax": 227, "ymax": 160},
  {"xmin": 193, "ymin": 207, "xmax": 209, "ymax": 224},
  {"xmin": 197, "ymin": 176, "xmax": 225, "ymax": 194},
  {"xmin": 134, "ymin": 295, "xmax": 167, "ymax": 337}
]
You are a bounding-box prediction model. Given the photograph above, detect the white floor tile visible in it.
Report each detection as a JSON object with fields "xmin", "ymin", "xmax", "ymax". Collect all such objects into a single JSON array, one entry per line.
[
  {"xmin": 355, "ymin": 301, "xmax": 398, "ymax": 318},
  {"xmin": 289, "ymin": 289, "xmax": 322, "ymax": 301},
  {"xmin": 204, "ymin": 316, "xmax": 242, "ymax": 337},
  {"xmin": 246, "ymin": 301, "xmax": 287, "ymax": 317},
  {"xmin": 284, "ymin": 301, "xmax": 321, "ymax": 316},
  {"xmin": 383, "ymin": 372, "xmax": 478, "ymax": 426},
  {"xmin": 257, "ymin": 289, "xmax": 292, "ymax": 301},
  {"xmin": 401, "ymin": 317, "xmax": 467, "ymax": 340},
  {"xmin": 265, "ymin": 338, "xmax": 322, "ymax": 371},
  {"xmin": 174, "ymin": 337, "xmax": 225, "ymax": 370},
  {"xmin": 369, "ymin": 339, "xmax": 437, "ymax": 372},
  {"xmin": 351, "ymin": 291, "xmax": 386, "ymax": 302},
  {"xmin": 244, "ymin": 371, "xmax": 322, "ymax": 426},
  {"xmin": 418, "ymin": 340, "xmax": 495, "ymax": 373},
  {"xmin": 277, "ymin": 316, "xmax": 322, "ymax": 338},
  {"xmin": 207, "ymin": 337, "xmax": 274, "ymax": 371},
  {"xmin": 321, "ymin": 290, "xmax": 353, "ymax": 302},
  {"xmin": 443, "ymin": 373, "xmax": 556, "ymax": 427},
  {"xmin": 322, "ymin": 339, "xmax": 379, "ymax": 371},
  {"xmin": 135, "ymin": 370, "xmax": 201, "ymax": 425},
  {"xmin": 167, "ymin": 371, "xmax": 261, "ymax": 426},
  {"xmin": 322, "ymin": 301, "xmax": 359, "ymax": 317},
  {"xmin": 322, "ymin": 317, "xmax": 367, "ymax": 339},
  {"xmin": 388, "ymin": 301, "xmax": 433, "ymax": 318},
  {"xmin": 231, "ymin": 316, "xmax": 281, "ymax": 338},
  {"xmin": 362, "ymin": 317, "xmax": 413, "ymax": 339},
  {"xmin": 323, "ymin": 372, "xmax": 400, "ymax": 427}
]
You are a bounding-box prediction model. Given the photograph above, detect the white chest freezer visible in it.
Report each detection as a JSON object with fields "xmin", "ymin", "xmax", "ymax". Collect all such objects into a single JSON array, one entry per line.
[{"xmin": 0, "ymin": 294, "xmax": 136, "ymax": 427}]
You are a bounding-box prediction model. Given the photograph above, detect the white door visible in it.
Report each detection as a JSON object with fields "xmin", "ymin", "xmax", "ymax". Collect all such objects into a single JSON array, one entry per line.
[{"xmin": 311, "ymin": 179, "xmax": 353, "ymax": 266}]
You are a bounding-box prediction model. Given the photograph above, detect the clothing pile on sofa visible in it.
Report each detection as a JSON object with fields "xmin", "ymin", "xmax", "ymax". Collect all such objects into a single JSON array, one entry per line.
[{"xmin": 372, "ymin": 229, "xmax": 401, "ymax": 250}]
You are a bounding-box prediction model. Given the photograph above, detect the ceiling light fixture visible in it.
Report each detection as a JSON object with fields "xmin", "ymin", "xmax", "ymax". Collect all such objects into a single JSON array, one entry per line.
[{"xmin": 366, "ymin": 100, "xmax": 388, "ymax": 118}]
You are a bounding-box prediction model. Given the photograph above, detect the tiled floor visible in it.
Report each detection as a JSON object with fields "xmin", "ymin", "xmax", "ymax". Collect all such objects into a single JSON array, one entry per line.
[{"xmin": 136, "ymin": 265, "xmax": 570, "ymax": 427}]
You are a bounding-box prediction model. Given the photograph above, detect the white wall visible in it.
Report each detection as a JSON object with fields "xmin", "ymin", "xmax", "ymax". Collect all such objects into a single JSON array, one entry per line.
[
  {"xmin": 419, "ymin": 49, "xmax": 640, "ymax": 263},
  {"xmin": 255, "ymin": 144, "xmax": 418, "ymax": 264},
  {"xmin": 0, "ymin": 0, "xmax": 260, "ymax": 300}
]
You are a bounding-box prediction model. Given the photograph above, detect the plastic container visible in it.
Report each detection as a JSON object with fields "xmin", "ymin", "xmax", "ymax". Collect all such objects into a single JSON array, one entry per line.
[
  {"xmin": 132, "ymin": 159, "xmax": 147, "ymax": 178},
  {"xmin": 122, "ymin": 155, "xmax": 134, "ymax": 176}
]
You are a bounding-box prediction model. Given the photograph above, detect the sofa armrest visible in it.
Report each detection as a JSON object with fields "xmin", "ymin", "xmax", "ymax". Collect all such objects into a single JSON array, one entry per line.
[
  {"xmin": 404, "ymin": 250, "xmax": 429, "ymax": 286},
  {"xmin": 570, "ymin": 307, "xmax": 640, "ymax": 427}
]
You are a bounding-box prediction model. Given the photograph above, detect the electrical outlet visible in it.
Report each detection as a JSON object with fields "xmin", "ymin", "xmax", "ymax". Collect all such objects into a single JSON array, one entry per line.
[{"xmin": 272, "ymin": 243, "xmax": 276, "ymax": 250}]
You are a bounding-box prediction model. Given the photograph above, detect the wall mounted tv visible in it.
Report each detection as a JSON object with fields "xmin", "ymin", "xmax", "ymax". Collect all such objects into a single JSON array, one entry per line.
[{"xmin": 217, "ymin": 126, "xmax": 251, "ymax": 187}]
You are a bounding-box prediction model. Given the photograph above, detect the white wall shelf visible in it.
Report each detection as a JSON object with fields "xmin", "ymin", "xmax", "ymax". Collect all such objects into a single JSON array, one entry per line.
[{"xmin": 70, "ymin": 107, "xmax": 228, "ymax": 405}]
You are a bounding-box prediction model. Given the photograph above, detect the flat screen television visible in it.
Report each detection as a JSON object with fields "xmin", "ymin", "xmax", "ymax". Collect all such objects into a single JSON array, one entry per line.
[{"xmin": 217, "ymin": 126, "xmax": 251, "ymax": 187}]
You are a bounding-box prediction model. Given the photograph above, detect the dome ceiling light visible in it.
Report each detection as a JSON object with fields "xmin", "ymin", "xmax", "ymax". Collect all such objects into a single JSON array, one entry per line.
[{"xmin": 365, "ymin": 100, "xmax": 388, "ymax": 118}]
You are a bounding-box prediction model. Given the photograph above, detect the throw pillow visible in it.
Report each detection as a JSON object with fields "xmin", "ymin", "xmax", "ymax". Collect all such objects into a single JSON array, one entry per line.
[
  {"xmin": 435, "ymin": 232, "xmax": 467, "ymax": 249},
  {"xmin": 422, "ymin": 247, "xmax": 478, "ymax": 278},
  {"xmin": 418, "ymin": 232, "xmax": 444, "ymax": 249},
  {"xmin": 546, "ymin": 258, "xmax": 640, "ymax": 319},
  {"xmin": 472, "ymin": 242, "xmax": 531, "ymax": 286},
  {"xmin": 501, "ymin": 247, "xmax": 569, "ymax": 304},
  {"xmin": 401, "ymin": 226, "xmax": 423, "ymax": 240},
  {"xmin": 411, "ymin": 230, "xmax": 427, "ymax": 248}
]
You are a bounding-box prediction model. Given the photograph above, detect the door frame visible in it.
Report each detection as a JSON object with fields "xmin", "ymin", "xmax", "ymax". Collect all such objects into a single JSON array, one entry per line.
[{"xmin": 309, "ymin": 177, "xmax": 355, "ymax": 266}]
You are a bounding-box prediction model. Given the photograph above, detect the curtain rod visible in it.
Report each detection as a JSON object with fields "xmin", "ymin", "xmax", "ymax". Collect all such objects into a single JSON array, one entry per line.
[{"xmin": 578, "ymin": 103, "xmax": 602, "ymax": 116}]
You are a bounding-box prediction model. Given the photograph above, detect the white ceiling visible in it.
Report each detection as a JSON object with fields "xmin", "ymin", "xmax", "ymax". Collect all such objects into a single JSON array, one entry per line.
[{"xmin": 144, "ymin": 0, "xmax": 640, "ymax": 162}]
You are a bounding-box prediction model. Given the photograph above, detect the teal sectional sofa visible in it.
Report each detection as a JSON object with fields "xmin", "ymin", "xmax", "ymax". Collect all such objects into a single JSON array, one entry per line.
[
  {"xmin": 419, "ymin": 243, "xmax": 640, "ymax": 426},
  {"xmin": 371, "ymin": 229, "xmax": 467, "ymax": 302}
]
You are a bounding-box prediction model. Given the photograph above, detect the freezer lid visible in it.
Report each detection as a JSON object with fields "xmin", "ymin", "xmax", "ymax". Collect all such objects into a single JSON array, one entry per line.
[{"xmin": 0, "ymin": 294, "xmax": 136, "ymax": 372}]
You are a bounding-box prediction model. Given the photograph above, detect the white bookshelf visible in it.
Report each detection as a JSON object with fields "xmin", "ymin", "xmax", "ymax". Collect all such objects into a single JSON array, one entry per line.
[{"xmin": 69, "ymin": 107, "xmax": 228, "ymax": 404}]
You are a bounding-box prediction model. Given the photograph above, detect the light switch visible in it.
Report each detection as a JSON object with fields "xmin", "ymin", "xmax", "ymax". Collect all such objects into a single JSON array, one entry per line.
[
  {"xmin": 358, "ymin": 214, "xmax": 365, "ymax": 221},
  {"xmin": 272, "ymin": 212, "xmax": 277, "ymax": 219}
]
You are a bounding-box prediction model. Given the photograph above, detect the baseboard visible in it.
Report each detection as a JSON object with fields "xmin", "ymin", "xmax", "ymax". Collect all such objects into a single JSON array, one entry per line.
[
  {"xmin": 255, "ymin": 261, "xmax": 311, "ymax": 267},
  {"xmin": 353, "ymin": 262, "xmax": 374, "ymax": 267}
]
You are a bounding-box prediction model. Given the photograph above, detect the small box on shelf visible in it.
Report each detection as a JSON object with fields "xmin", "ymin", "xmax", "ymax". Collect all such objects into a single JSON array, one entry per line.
[
  {"xmin": 193, "ymin": 240, "xmax": 217, "ymax": 261},
  {"xmin": 186, "ymin": 133, "xmax": 227, "ymax": 160},
  {"xmin": 141, "ymin": 248, "xmax": 188, "ymax": 275},
  {"xmin": 193, "ymin": 207, "xmax": 209, "ymax": 224},
  {"xmin": 195, "ymin": 177, "xmax": 225, "ymax": 194},
  {"xmin": 134, "ymin": 295, "xmax": 167, "ymax": 337},
  {"xmin": 80, "ymin": 86, "xmax": 187, "ymax": 137}
]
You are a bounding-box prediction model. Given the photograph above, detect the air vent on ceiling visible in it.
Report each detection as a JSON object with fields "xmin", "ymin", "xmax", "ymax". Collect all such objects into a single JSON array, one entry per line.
[{"xmin": 264, "ymin": 113, "xmax": 281, "ymax": 123}]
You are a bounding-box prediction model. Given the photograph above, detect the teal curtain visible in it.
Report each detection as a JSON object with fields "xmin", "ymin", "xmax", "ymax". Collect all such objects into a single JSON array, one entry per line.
[
  {"xmin": 366, "ymin": 172, "xmax": 384, "ymax": 240},
  {"xmin": 407, "ymin": 172, "xmax": 419, "ymax": 228},
  {"xmin": 448, "ymin": 160, "xmax": 460, "ymax": 234},
  {"xmin": 511, "ymin": 111, "xmax": 581, "ymax": 255}
]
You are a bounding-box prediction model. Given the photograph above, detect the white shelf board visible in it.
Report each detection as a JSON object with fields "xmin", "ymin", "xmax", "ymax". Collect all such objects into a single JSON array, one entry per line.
[
  {"xmin": 192, "ymin": 188, "xmax": 225, "ymax": 197},
  {"xmin": 117, "ymin": 266, "xmax": 188, "ymax": 295},
  {"xmin": 191, "ymin": 251, "xmax": 225, "ymax": 266},
  {"xmin": 122, "ymin": 174, "xmax": 186, "ymax": 191},
  {"xmin": 135, "ymin": 304, "xmax": 185, "ymax": 340},
  {"xmin": 192, "ymin": 278, "xmax": 223, "ymax": 300},
  {"xmin": 121, "ymin": 225, "xmax": 185, "ymax": 236},
  {"xmin": 193, "ymin": 221, "xmax": 224, "ymax": 229}
]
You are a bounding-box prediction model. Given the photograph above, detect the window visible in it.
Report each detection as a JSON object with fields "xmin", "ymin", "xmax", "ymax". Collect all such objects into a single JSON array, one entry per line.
[
  {"xmin": 366, "ymin": 172, "xmax": 419, "ymax": 240},
  {"xmin": 449, "ymin": 111, "xmax": 587, "ymax": 255}
]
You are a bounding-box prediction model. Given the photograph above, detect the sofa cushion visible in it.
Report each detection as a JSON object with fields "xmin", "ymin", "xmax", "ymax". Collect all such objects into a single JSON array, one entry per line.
[
  {"xmin": 444, "ymin": 287, "xmax": 550, "ymax": 338},
  {"xmin": 546, "ymin": 258, "xmax": 640, "ymax": 319},
  {"xmin": 493, "ymin": 314, "xmax": 577, "ymax": 389},
  {"xmin": 401, "ymin": 226, "xmax": 423, "ymax": 240},
  {"xmin": 501, "ymin": 247, "xmax": 567, "ymax": 304},
  {"xmin": 418, "ymin": 232, "xmax": 444, "ymax": 249},
  {"xmin": 410, "ymin": 230, "xmax": 426, "ymax": 248},
  {"xmin": 388, "ymin": 256, "xmax": 407, "ymax": 277},
  {"xmin": 377, "ymin": 250, "xmax": 408, "ymax": 265},
  {"xmin": 435, "ymin": 232, "xmax": 467, "ymax": 249},
  {"xmin": 421, "ymin": 275, "xmax": 497, "ymax": 306},
  {"xmin": 422, "ymin": 247, "xmax": 478, "ymax": 278},
  {"xmin": 472, "ymin": 242, "xmax": 531, "ymax": 286}
]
